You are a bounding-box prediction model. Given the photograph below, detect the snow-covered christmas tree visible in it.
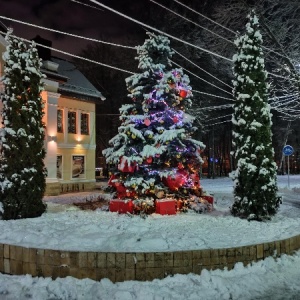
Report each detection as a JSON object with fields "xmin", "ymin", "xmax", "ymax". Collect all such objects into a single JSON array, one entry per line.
[
  {"xmin": 0, "ymin": 32, "xmax": 47, "ymax": 219},
  {"xmin": 103, "ymin": 33, "xmax": 205, "ymax": 213},
  {"xmin": 230, "ymin": 11, "xmax": 281, "ymax": 221}
]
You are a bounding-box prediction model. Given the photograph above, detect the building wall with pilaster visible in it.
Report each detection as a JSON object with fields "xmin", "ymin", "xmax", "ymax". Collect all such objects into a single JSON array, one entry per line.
[
  {"xmin": 0, "ymin": 37, "xmax": 97, "ymax": 196},
  {"xmin": 53, "ymin": 96, "xmax": 96, "ymax": 195}
]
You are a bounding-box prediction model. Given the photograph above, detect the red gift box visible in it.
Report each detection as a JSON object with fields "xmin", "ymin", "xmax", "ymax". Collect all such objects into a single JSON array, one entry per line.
[
  {"xmin": 201, "ymin": 195, "xmax": 214, "ymax": 206},
  {"xmin": 109, "ymin": 199, "xmax": 134, "ymax": 214},
  {"xmin": 156, "ymin": 199, "xmax": 176, "ymax": 215}
]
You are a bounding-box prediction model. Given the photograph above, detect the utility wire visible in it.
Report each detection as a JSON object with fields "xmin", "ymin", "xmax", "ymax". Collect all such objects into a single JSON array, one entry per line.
[
  {"xmin": 271, "ymin": 97, "xmax": 300, "ymax": 108},
  {"xmin": 1, "ymin": 31, "xmax": 236, "ymax": 114},
  {"xmin": 71, "ymin": 0, "xmax": 104, "ymax": 11},
  {"xmin": 3, "ymin": 22, "xmax": 298, "ymax": 116},
  {"xmin": 172, "ymin": 0, "xmax": 236, "ymax": 35},
  {"xmin": 193, "ymin": 90, "xmax": 234, "ymax": 101},
  {"xmin": 172, "ymin": 0, "xmax": 296, "ymax": 64},
  {"xmin": 203, "ymin": 113, "xmax": 233, "ymax": 122},
  {"xmin": 201, "ymin": 113, "xmax": 233, "ymax": 127},
  {"xmin": 86, "ymin": 0, "xmax": 233, "ymax": 62},
  {"xmin": 0, "ymin": 15, "xmax": 136, "ymax": 50},
  {"xmin": 269, "ymin": 93, "xmax": 299, "ymax": 101},
  {"xmin": 204, "ymin": 119, "xmax": 232, "ymax": 127},
  {"xmin": 0, "ymin": 15, "xmax": 235, "ymax": 92},
  {"xmin": 269, "ymin": 71, "xmax": 299, "ymax": 82},
  {"xmin": 151, "ymin": 2, "xmax": 297, "ymax": 89},
  {"xmin": 150, "ymin": 0, "xmax": 234, "ymax": 46},
  {"xmin": 0, "ymin": 28, "xmax": 235, "ymax": 105},
  {"xmin": 77, "ymin": 0, "xmax": 300, "ymax": 116},
  {"xmin": 0, "ymin": 13, "xmax": 239, "ymax": 102},
  {"xmin": 0, "ymin": 31, "xmax": 135, "ymax": 75},
  {"xmin": 200, "ymin": 104, "xmax": 233, "ymax": 111},
  {"xmin": 5, "ymin": 33, "xmax": 300, "ymax": 118},
  {"xmin": 173, "ymin": 49, "xmax": 232, "ymax": 89},
  {"xmin": 171, "ymin": 60, "xmax": 233, "ymax": 96}
]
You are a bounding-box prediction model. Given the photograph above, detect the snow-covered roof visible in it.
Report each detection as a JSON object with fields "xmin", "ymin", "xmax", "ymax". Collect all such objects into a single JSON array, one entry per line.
[{"xmin": 44, "ymin": 57, "xmax": 106, "ymax": 101}]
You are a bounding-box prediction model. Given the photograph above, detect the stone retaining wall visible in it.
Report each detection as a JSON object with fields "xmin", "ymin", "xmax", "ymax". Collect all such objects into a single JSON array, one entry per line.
[{"xmin": 1, "ymin": 234, "xmax": 300, "ymax": 282}]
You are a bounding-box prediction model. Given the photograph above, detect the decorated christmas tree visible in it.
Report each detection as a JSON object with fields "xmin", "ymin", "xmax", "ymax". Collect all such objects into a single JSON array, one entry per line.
[
  {"xmin": 0, "ymin": 32, "xmax": 47, "ymax": 219},
  {"xmin": 103, "ymin": 33, "xmax": 205, "ymax": 213},
  {"xmin": 230, "ymin": 12, "xmax": 281, "ymax": 221}
]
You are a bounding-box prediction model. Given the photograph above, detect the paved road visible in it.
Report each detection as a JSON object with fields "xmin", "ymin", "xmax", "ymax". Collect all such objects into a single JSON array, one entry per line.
[{"xmin": 279, "ymin": 189, "xmax": 300, "ymax": 208}]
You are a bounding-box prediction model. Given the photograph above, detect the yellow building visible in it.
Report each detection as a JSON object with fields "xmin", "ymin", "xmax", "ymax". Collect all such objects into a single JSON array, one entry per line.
[{"xmin": 0, "ymin": 34, "xmax": 105, "ymax": 195}]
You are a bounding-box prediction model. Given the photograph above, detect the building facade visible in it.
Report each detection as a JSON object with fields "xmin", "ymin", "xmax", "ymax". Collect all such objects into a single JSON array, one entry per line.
[{"xmin": 0, "ymin": 35, "xmax": 105, "ymax": 195}]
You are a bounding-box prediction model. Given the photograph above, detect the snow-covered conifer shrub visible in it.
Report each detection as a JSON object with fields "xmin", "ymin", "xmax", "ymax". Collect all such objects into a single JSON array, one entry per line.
[
  {"xmin": 0, "ymin": 32, "xmax": 47, "ymax": 219},
  {"xmin": 231, "ymin": 11, "xmax": 281, "ymax": 221}
]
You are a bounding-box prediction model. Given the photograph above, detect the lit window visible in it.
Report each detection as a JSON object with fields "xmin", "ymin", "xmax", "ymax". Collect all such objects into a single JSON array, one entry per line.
[
  {"xmin": 57, "ymin": 155, "xmax": 62, "ymax": 179},
  {"xmin": 68, "ymin": 111, "xmax": 76, "ymax": 133},
  {"xmin": 81, "ymin": 113, "xmax": 89, "ymax": 135},
  {"xmin": 57, "ymin": 109, "xmax": 63, "ymax": 133}
]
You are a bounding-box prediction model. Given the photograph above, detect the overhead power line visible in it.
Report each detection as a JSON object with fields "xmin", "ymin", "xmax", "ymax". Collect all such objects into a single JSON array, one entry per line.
[
  {"xmin": 193, "ymin": 90, "xmax": 234, "ymax": 102},
  {"xmin": 0, "ymin": 15, "xmax": 234, "ymax": 92},
  {"xmin": 0, "ymin": 15, "xmax": 136, "ymax": 50},
  {"xmin": 268, "ymin": 72, "xmax": 299, "ymax": 82},
  {"xmin": 173, "ymin": 0, "xmax": 296, "ymax": 64},
  {"xmin": 71, "ymin": 0, "xmax": 104, "ymax": 11},
  {"xmin": 86, "ymin": 0, "xmax": 233, "ymax": 62},
  {"xmin": 0, "ymin": 15, "xmax": 235, "ymax": 97},
  {"xmin": 0, "ymin": 27, "xmax": 234, "ymax": 104},
  {"xmin": 0, "ymin": 30, "xmax": 235, "ymax": 110},
  {"xmin": 172, "ymin": 0, "xmax": 236, "ymax": 35},
  {"xmin": 173, "ymin": 49, "xmax": 232, "ymax": 89},
  {"xmin": 0, "ymin": 31, "xmax": 135, "ymax": 75},
  {"xmin": 204, "ymin": 113, "xmax": 233, "ymax": 122},
  {"xmin": 171, "ymin": 60, "xmax": 233, "ymax": 96},
  {"xmin": 269, "ymin": 93, "xmax": 299, "ymax": 101},
  {"xmin": 150, "ymin": 0, "xmax": 234, "ymax": 46},
  {"xmin": 200, "ymin": 104, "xmax": 233, "ymax": 110},
  {"xmin": 0, "ymin": 10, "xmax": 237, "ymax": 103},
  {"xmin": 204, "ymin": 119, "xmax": 232, "ymax": 127},
  {"xmin": 4, "ymin": 33, "xmax": 299, "ymax": 118}
]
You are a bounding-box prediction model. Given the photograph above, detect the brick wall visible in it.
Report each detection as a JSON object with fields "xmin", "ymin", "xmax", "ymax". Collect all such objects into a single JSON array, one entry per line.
[{"xmin": 1, "ymin": 234, "xmax": 300, "ymax": 282}]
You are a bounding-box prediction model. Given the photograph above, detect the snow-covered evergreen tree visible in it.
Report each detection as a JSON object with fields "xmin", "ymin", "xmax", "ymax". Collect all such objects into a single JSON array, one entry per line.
[
  {"xmin": 103, "ymin": 33, "xmax": 205, "ymax": 212},
  {"xmin": 0, "ymin": 32, "xmax": 47, "ymax": 219},
  {"xmin": 231, "ymin": 11, "xmax": 280, "ymax": 221}
]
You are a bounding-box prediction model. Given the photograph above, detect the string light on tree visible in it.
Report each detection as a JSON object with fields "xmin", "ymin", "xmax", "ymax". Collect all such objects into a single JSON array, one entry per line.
[{"xmin": 103, "ymin": 33, "xmax": 207, "ymax": 214}]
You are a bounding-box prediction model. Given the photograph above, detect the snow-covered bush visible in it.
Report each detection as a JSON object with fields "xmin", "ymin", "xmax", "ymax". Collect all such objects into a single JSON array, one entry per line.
[
  {"xmin": 0, "ymin": 32, "xmax": 47, "ymax": 219},
  {"xmin": 230, "ymin": 11, "xmax": 281, "ymax": 221}
]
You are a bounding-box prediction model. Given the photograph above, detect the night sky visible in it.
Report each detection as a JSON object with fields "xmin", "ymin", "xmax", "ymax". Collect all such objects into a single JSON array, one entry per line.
[{"xmin": 0, "ymin": 0, "xmax": 151, "ymax": 59}]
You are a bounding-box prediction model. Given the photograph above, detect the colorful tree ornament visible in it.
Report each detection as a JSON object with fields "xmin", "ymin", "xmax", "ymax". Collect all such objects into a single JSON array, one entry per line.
[
  {"xmin": 179, "ymin": 89, "xmax": 188, "ymax": 98},
  {"xmin": 146, "ymin": 157, "xmax": 153, "ymax": 164},
  {"xmin": 144, "ymin": 118, "xmax": 151, "ymax": 126}
]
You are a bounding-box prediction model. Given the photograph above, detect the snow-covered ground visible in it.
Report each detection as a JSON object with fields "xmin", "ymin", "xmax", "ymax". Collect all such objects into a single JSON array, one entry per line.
[
  {"xmin": 1, "ymin": 175, "xmax": 299, "ymax": 253},
  {"xmin": 0, "ymin": 175, "xmax": 300, "ymax": 299},
  {"xmin": 0, "ymin": 252, "xmax": 300, "ymax": 300}
]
